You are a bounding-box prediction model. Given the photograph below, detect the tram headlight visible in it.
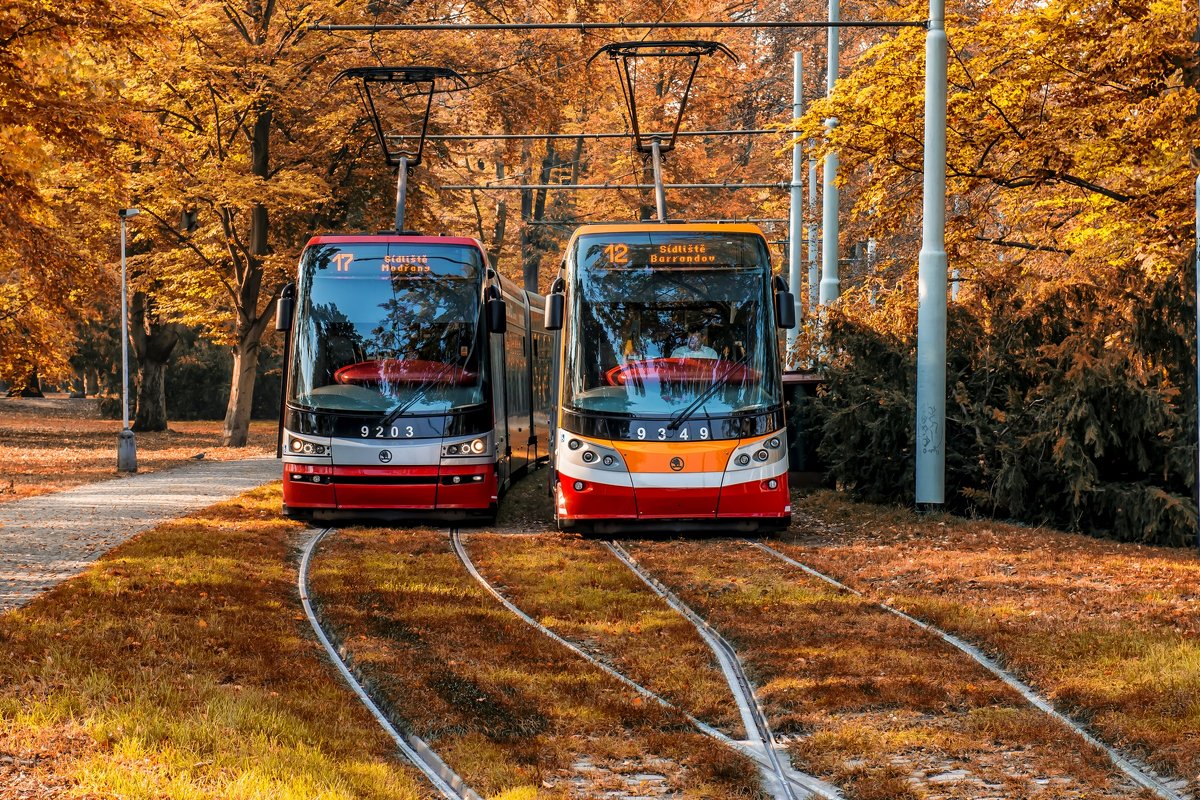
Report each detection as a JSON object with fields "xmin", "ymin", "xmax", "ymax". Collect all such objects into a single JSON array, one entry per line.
[
  {"xmin": 602, "ymin": 455, "xmax": 615, "ymax": 467},
  {"xmin": 767, "ymin": 437, "xmax": 782, "ymax": 449},
  {"xmin": 735, "ymin": 453, "xmax": 751, "ymax": 467},
  {"xmin": 444, "ymin": 437, "xmax": 489, "ymax": 457},
  {"xmin": 754, "ymin": 449, "xmax": 769, "ymax": 462},
  {"xmin": 568, "ymin": 438, "xmax": 583, "ymax": 451},
  {"xmin": 289, "ymin": 437, "xmax": 327, "ymax": 456},
  {"xmin": 582, "ymin": 451, "xmax": 597, "ymax": 463}
]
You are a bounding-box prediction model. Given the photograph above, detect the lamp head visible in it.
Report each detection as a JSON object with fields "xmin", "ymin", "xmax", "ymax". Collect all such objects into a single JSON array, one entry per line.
[{"xmin": 118, "ymin": 208, "xmax": 140, "ymax": 219}]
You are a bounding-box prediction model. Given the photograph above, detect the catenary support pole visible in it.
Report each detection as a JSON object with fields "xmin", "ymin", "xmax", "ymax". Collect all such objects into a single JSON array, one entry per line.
[
  {"xmin": 915, "ymin": 0, "xmax": 949, "ymax": 506},
  {"xmin": 818, "ymin": 0, "xmax": 841, "ymax": 306},
  {"xmin": 650, "ymin": 138, "xmax": 668, "ymax": 222},
  {"xmin": 819, "ymin": 120, "xmax": 840, "ymax": 304},
  {"xmin": 395, "ymin": 156, "xmax": 409, "ymax": 232},
  {"xmin": 808, "ymin": 152, "xmax": 818, "ymax": 315},
  {"xmin": 787, "ymin": 53, "xmax": 804, "ymax": 368}
]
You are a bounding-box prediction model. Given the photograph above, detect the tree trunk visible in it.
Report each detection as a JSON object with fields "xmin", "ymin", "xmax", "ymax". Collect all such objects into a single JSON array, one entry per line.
[
  {"xmin": 130, "ymin": 292, "xmax": 181, "ymax": 433},
  {"xmin": 222, "ymin": 337, "xmax": 260, "ymax": 446},
  {"xmin": 221, "ymin": 102, "xmax": 274, "ymax": 447},
  {"xmin": 134, "ymin": 359, "xmax": 169, "ymax": 431}
]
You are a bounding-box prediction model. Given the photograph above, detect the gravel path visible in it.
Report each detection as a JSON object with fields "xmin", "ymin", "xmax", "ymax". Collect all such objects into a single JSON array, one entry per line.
[{"xmin": 0, "ymin": 456, "xmax": 280, "ymax": 613}]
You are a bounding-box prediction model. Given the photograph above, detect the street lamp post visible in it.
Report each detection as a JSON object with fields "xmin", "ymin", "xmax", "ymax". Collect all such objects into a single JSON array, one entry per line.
[{"xmin": 117, "ymin": 208, "xmax": 139, "ymax": 473}]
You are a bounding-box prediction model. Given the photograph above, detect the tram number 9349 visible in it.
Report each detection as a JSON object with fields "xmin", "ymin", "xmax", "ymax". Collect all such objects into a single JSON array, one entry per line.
[
  {"xmin": 360, "ymin": 425, "xmax": 415, "ymax": 439},
  {"xmin": 634, "ymin": 425, "xmax": 709, "ymax": 441}
]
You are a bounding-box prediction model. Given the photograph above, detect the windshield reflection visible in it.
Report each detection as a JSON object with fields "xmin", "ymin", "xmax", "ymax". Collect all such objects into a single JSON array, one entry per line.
[{"xmin": 288, "ymin": 243, "xmax": 484, "ymax": 414}]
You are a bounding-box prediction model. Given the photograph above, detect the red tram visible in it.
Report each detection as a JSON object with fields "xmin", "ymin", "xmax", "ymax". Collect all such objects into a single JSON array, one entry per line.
[{"xmin": 277, "ymin": 234, "xmax": 553, "ymax": 521}]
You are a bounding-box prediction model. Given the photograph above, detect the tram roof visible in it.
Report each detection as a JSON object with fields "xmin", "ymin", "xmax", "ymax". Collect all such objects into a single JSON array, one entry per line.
[
  {"xmin": 565, "ymin": 221, "xmax": 766, "ymax": 247},
  {"xmin": 304, "ymin": 233, "xmax": 485, "ymax": 249}
]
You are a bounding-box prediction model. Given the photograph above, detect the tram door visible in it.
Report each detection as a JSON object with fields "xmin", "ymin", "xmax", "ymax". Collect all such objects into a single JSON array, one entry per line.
[{"xmin": 490, "ymin": 321, "xmax": 510, "ymax": 490}]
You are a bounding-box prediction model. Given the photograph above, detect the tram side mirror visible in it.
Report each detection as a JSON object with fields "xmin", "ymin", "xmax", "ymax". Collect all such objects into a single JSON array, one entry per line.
[
  {"xmin": 775, "ymin": 290, "xmax": 797, "ymax": 329},
  {"xmin": 275, "ymin": 283, "xmax": 295, "ymax": 332},
  {"xmin": 545, "ymin": 293, "xmax": 564, "ymax": 331},
  {"xmin": 487, "ymin": 297, "xmax": 507, "ymax": 334}
]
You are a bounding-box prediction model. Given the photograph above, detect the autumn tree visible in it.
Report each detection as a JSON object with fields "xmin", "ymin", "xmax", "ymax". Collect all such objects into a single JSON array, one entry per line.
[{"xmin": 0, "ymin": 0, "xmax": 143, "ymax": 391}]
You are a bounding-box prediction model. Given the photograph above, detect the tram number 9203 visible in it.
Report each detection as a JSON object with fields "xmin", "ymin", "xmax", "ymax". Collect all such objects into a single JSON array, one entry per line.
[
  {"xmin": 361, "ymin": 425, "xmax": 415, "ymax": 439},
  {"xmin": 634, "ymin": 426, "xmax": 709, "ymax": 441}
]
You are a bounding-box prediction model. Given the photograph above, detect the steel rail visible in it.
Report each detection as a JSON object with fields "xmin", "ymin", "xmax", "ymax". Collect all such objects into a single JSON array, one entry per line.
[
  {"xmin": 313, "ymin": 21, "xmax": 926, "ymax": 32},
  {"xmin": 606, "ymin": 541, "xmax": 843, "ymax": 800},
  {"xmin": 392, "ymin": 129, "xmax": 776, "ymax": 141},
  {"xmin": 299, "ymin": 528, "xmax": 483, "ymax": 800},
  {"xmin": 448, "ymin": 529, "xmax": 831, "ymax": 797},
  {"xmin": 437, "ymin": 181, "xmax": 789, "ymax": 191},
  {"xmin": 750, "ymin": 541, "xmax": 1187, "ymax": 800}
]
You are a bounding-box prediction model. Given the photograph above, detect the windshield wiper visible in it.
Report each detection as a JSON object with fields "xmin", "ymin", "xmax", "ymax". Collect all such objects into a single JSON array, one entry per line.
[
  {"xmin": 377, "ymin": 329, "xmax": 471, "ymax": 427},
  {"xmin": 378, "ymin": 359, "xmax": 459, "ymax": 426},
  {"xmin": 666, "ymin": 353, "xmax": 754, "ymax": 431}
]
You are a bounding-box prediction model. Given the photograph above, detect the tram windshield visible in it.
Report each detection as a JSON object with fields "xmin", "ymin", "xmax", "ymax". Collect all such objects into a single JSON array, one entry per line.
[
  {"xmin": 288, "ymin": 241, "xmax": 485, "ymax": 415},
  {"xmin": 564, "ymin": 231, "xmax": 781, "ymax": 420}
]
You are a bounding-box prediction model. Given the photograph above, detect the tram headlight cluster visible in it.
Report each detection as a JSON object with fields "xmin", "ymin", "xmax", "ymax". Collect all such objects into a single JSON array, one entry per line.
[
  {"xmin": 288, "ymin": 435, "xmax": 329, "ymax": 457},
  {"xmin": 727, "ymin": 435, "xmax": 786, "ymax": 472},
  {"xmin": 559, "ymin": 436, "xmax": 625, "ymax": 473},
  {"xmin": 443, "ymin": 436, "xmax": 489, "ymax": 457}
]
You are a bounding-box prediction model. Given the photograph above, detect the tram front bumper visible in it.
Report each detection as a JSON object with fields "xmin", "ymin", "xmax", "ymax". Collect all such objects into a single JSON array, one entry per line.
[
  {"xmin": 283, "ymin": 462, "xmax": 496, "ymax": 515},
  {"xmin": 555, "ymin": 469, "xmax": 790, "ymax": 528}
]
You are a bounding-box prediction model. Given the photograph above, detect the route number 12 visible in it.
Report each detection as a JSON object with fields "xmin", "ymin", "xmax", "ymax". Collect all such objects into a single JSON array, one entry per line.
[{"xmin": 604, "ymin": 243, "xmax": 629, "ymax": 265}]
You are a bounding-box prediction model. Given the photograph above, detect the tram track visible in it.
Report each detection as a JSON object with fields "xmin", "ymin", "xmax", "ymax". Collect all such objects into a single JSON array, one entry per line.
[
  {"xmin": 749, "ymin": 539, "xmax": 1187, "ymax": 800},
  {"xmin": 604, "ymin": 540, "xmax": 842, "ymax": 800},
  {"xmin": 298, "ymin": 527, "xmax": 482, "ymax": 800},
  {"xmin": 450, "ymin": 528, "xmax": 841, "ymax": 800}
]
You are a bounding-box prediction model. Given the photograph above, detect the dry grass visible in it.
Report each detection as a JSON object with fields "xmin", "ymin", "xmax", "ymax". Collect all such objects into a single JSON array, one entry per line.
[
  {"xmin": 307, "ymin": 525, "xmax": 763, "ymax": 799},
  {"xmin": 768, "ymin": 490, "xmax": 1200, "ymax": 795},
  {"xmin": 623, "ymin": 538, "xmax": 1152, "ymax": 800},
  {"xmin": 0, "ymin": 396, "xmax": 273, "ymax": 504},
  {"xmin": 0, "ymin": 483, "xmax": 430, "ymax": 799},
  {"xmin": 468, "ymin": 532, "xmax": 745, "ymax": 736}
]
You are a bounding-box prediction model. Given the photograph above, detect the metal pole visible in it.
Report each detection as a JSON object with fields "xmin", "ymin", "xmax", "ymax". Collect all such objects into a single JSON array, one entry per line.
[
  {"xmin": 398, "ymin": 129, "xmax": 776, "ymax": 142},
  {"xmin": 819, "ymin": 0, "xmax": 841, "ymax": 306},
  {"xmin": 121, "ymin": 217, "xmax": 129, "ymax": 431},
  {"xmin": 313, "ymin": 20, "xmax": 929, "ymax": 32},
  {"xmin": 819, "ymin": 120, "xmax": 840, "ymax": 304},
  {"xmin": 117, "ymin": 209, "xmax": 138, "ymax": 473},
  {"xmin": 395, "ymin": 156, "xmax": 409, "ymax": 232},
  {"xmin": 787, "ymin": 53, "xmax": 804, "ymax": 368},
  {"xmin": 808, "ymin": 151, "xmax": 818, "ymax": 315},
  {"xmin": 438, "ymin": 182, "xmax": 791, "ymax": 191},
  {"xmin": 650, "ymin": 139, "xmax": 668, "ymax": 221},
  {"xmin": 915, "ymin": 0, "xmax": 948, "ymax": 506},
  {"xmin": 1195, "ymin": 173, "xmax": 1199, "ymax": 550}
]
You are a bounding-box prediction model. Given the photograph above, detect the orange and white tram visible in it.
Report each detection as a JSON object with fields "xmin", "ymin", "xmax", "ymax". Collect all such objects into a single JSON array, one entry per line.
[
  {"xmin": 544, "ymin": 222, "xmax": 797, "ymax": 532},
  {"xmin": 278, "ymin": 234, "xmax": 553, "ymax": 521}
]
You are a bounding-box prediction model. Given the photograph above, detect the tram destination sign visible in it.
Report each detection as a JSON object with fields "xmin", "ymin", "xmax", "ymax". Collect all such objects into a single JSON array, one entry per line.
[
  {"xmin": 583, "ymin": 234, "xmax": 766, "ymax": 271},
  {"xmin": 308, "ymin": 243, "xmax": 482, "ymax": 278}
]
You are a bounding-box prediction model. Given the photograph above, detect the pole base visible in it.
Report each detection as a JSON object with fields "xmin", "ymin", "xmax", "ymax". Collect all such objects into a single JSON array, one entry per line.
[{"xmin": 117, "ymin": 428, "xmax": 138, "ymax": 473}]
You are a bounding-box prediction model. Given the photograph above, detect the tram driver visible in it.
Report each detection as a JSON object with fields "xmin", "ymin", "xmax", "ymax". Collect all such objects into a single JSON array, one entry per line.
[{"xmin": 671, "ymin": 324, "xmax": 719, "ymax": 360}]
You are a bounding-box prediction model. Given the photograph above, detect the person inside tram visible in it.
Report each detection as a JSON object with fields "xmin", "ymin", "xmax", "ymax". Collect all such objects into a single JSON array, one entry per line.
[
  {"xmin": 671, "ymin": 323, "xmax": 719, "ymax": 359},
  {"xmin": 620, "ymin": 318, "xmax": 647, "ymax": 363}
]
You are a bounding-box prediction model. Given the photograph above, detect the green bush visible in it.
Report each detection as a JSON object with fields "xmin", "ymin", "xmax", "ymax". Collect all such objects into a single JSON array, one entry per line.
[{"xmin": 816, "ymin": 264, "xmax": 1197, "ymax": 546}]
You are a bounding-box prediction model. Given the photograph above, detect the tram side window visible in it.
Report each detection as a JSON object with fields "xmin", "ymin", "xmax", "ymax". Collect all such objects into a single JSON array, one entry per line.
[
  {"xmin": 531, "ymin": 331, "xmax": 553, "ymax": 416},
  {"xmin": 505, "ymin": 320, "xmax": 530, "ymax": 419}
]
